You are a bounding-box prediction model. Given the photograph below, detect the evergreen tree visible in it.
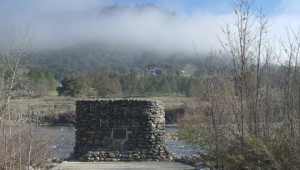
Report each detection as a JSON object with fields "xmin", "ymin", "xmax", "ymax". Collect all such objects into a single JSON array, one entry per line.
[
  {"xmin": 185, "ymin": 78, "xmax": 194, "ymax": 97},
  {"xmin": 57, "ymin": 75, "xmax": 86, "ymax": 97},
  {"xmin": 159, "ymin": 78, "xmax": 172, "ymax": 95},
  {"xmin": 27, "ymin": 69, "xmax": 57, "ymax": 96}
]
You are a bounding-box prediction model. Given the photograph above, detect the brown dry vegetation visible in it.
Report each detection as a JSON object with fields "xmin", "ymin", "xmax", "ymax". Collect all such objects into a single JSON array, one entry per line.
[
  {"xmin": 10, "ymin": 97, "xmax": 76, "ymax": 125},
  {"xmin": 0, "ymin": 125, "xmax": 52, "ymax": 170},
  {"xmin": 178, "ymin": 0, "xmax": 300, "ymax": 169},
  {"xmin": 0, "ymin": 28, "xmax": 53, "ymax": 170}
]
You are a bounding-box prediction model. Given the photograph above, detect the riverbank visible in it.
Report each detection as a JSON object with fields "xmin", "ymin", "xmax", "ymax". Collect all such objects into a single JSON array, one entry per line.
[
  {"xmin": 6, "ymin": 96, "xmax": 213, "ymax": 169},
  {"xmin": 44, "ymin": 125, "xmax": 213, "ymax": 169}
]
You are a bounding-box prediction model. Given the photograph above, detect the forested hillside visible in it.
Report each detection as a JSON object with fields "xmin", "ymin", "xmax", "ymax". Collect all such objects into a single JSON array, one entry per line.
[{"xmin": 31, "ymin": 43, "xmax": 205, "ymax": 80}]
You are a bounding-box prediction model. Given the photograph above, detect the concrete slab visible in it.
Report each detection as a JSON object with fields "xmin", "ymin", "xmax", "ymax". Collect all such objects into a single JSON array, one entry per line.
[{"xmin": 52, "ymin": 161, "xmax": 195, "ymax": 170}]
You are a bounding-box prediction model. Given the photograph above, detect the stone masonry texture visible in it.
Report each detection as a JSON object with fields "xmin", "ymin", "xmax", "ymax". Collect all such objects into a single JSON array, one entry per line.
[{"xmin": 73, "ymin": 99, "xmax": 173, "ymax": 162}]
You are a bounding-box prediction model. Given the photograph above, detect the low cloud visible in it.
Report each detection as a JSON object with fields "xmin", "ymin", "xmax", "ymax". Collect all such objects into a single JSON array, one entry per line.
[
  {"xmin": 0, "ymin": 1, "xmax": 227, "ymax": 54},
  {"xmin": 0, "ymin": 0, "xmax": 299, "ymax": 54}
]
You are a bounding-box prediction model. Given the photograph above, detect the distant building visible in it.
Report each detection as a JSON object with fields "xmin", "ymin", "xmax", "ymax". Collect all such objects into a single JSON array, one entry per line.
[{"xmin": 148, "ymin": 67, "xmax": 161, "ymax": 75}]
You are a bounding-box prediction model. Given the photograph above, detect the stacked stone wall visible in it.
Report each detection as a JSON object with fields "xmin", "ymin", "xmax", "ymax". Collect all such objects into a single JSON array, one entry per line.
[{"xmin": 74, "ymin": 99, "xmax": 172, "ymax": 161}]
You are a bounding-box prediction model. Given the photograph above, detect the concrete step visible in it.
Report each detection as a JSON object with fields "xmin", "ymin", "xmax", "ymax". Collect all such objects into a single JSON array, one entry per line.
[{"xmin": 52, "ymin": 161, "xmax": 195, "ymax": 170}]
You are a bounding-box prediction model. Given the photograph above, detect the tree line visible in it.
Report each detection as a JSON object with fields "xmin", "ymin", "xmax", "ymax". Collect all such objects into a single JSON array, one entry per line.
[{"xmin": 57, "ymin": 72, "xmax": 195, "ymax": 98}]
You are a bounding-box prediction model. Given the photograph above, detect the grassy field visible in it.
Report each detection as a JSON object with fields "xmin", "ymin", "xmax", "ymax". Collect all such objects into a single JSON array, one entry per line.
[
  {"xmin": 151, "ymin": 96, "xmax": 191, "ymax": 109},
  {"xmin": 9, "ymin": 95, "xmax": 192, "ymax": 124},
  {"xmin": 11, "ymin": 95, "xmax": 191, "ymax": 110}
]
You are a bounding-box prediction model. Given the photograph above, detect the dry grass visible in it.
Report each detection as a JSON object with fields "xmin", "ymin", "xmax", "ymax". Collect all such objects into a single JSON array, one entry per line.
[
  {"xmin": 152, "ymin": 96, "xmax": 192, "ymax": 110},
  {"xmin": 0, "ymin": 124, "xmax": 53, "ymax": 170}
]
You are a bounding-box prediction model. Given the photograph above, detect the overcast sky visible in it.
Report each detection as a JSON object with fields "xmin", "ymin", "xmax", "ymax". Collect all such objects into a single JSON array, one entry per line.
[{"xmin": 1, "ymin": 0, "xmax": 299, "ymax": 54}]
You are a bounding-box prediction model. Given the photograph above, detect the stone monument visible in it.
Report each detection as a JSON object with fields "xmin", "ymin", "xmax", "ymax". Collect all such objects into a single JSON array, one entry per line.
[{"xmin": 73, "ymin": 99, "xmax": 172, "ymax": 161}]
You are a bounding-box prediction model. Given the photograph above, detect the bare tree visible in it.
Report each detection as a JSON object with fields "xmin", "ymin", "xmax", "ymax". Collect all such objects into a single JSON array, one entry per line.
[
  {"xmin": 0, "ymin": 27, "xmax": 32, "ymax": 170},
  {"xmin": 179, "ymin": 0, "xmax": 300, "ymax": 169},
  {"xmin": 0, "ymin": 27, "xmax": 52, "ymax": 170},
  {"xmin": 277, "ymin": 27, "xmax": 300, "ymax": 138},
  {"xmin": 0, "ymin": 27, "xmax": 32, "ymax": 123},
  {"xmin": 220, "ymin": 0, "xmax": 270, "ymax": 139}
]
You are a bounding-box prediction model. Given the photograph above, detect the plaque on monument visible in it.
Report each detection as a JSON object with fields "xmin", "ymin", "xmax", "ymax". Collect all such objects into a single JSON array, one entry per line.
[{"xmin": 112, "ymin": 128, "xmax": 127, "ymax": 140}]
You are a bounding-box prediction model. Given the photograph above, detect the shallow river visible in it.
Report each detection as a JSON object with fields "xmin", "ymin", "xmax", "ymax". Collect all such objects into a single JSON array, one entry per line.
[{"xmin": 39, "ymin": 125, "xmax": 199, "ymax": 158}]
